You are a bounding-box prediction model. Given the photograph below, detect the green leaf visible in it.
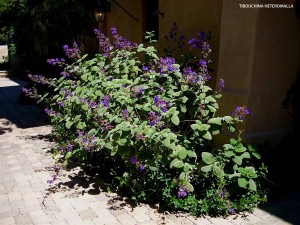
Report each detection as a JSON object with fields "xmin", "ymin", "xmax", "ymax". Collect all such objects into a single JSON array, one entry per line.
[
  {"xmin": 241, "ymin": 152, "xmax": 251, "ymax": 159},
  {"xmin": 203, "ymin": 131, "xmax": 212, "ymax": 140},
  {"xmin": 65, "ymin": 152, "xmax": 72, "ymax": 160},
  {"xmin": 213, "ymin": 165, "xmax": 224, "ymax": 179},
  {"xmin": 201, "ymin": 164, "xmax": 213, "ymax": 172},
  {"xmin": 248, "ymin": 179, "xmax": 257, "ymax": 191},
  {"xmin": 167, "ymin": 133, "xmax": 177, "ymax": 139},
  {"xmin": 182, "ymin": 96, "xmax": 188, "ymax": 103},
  {"xmin": 191, "ymin": 124, "xmax": 201, "ymax": 130},
  {"xmin": 187, "ymin": 150, "xmax": 197, "ymax": 158},
  {"xmin": 178, "ymin": 148, "xmax": 187, "ymax": 159},
  {"xmin": 170, "ymin": 158, "xmax": 184, "ymax": 168},
  {"xmin": 201, "ymin": 152, "xmax": 215, "ymax": 164},
  {"xmin": 181, "ymin": 85, "xmax": 189, "ymax": 91},
  {"xmin": 179, "ymin": 172, "xmax": 186, "ymax": 180},
  {"xmin": 238, "ymin": 178, "xmax": 248, "ymax": 188},
  {"xmin": 225, "ymin": 151, "xmax": 235, "ymax": 158},
  {"xmin": 81, "ymin": 73, "xmax": 87, "ymax": 81},
  {"xmin": 183, "ymin": 164, "xmax": 190, "ymax": 172},
  {"xmin": 76, "ymin": 122, "xmax": 86, "ymax": 129},
  {"xmin": 171, "ymin": 114, "xmax": 180, "ymax": 125},
  {"xmin": 228, "ymin": 172, "xmax": 241, "ymax": 179},
  {"xmin": 186, "ymin": 182, "xmax": 194, "ymax": 192},
  {"xmin": 235, "ymin": 145, "xmax": 247, "ymax": 153},
  {"xmin": 208, "ymin": 117, "xmax": 222, "ymax": 125},
  {"xmin": 82, "ymin": 104, "xmax": 88, "ymax": 111},
  {"xmin": 207, "ymin": 105, "xmax": 217, "ymax": 112},
  {"xmin": 65, "ymin": 121, "xmax": 73, "ymax": 129},
  {"xmin": 233, "ymin": 156, "xmax": 243, "ymax": 165},
  {"xmin": 252, "ymin": 152, "xmax": 261, "ymax": 160},
  {"xmin": 162, "ymin": 137, "xmax": 171, "ymax": 148},
  {"xmin": 118, "ymin": 138, "xmax": 127, "ymax": 146}
]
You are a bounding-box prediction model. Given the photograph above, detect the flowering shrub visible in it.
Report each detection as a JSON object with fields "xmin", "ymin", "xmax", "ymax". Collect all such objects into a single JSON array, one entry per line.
[{"xmin": 24, "ymin": 28, "xmax": 268, "ymax": 216}]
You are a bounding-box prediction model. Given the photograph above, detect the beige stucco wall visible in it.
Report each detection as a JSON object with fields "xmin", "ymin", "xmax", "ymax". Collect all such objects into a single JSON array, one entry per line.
[
  {"xmin": 216, "ymin": 0, "xmax": 300, "ymax": 144},
  {"xmin": 105, "ymin": 0, "xmax": 144, "ymax": 44}
]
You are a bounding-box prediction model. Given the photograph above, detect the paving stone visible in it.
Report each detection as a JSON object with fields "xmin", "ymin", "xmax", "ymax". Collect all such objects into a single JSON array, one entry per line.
[
  {"xmin": 116, "ymin": 213, "xmax": 138, "ymax": 225},
  {"xmin": 187, "ymin": 216, "xmax": 212, "ymax": 225},
  {"xmin": 78, "ymin": 209, "xmax": 97, "ymax": 220},
  {"xmin": 10, "ymin": 199, "xmax": 26, "ymax": 210},
  {"xmin": 29, "ymin": 209, "xmax": 54, "ymax": 224},
  {"xmin": 15, "ymin": 213, "xmax": 33, "ymax": 225},
  {"xmin": 92, "ymin": 216, "xmax": 120, "ymax": 225},
  {"xmin": 0, "ymin": 216, "xmax": 16, "ymax": 225}
]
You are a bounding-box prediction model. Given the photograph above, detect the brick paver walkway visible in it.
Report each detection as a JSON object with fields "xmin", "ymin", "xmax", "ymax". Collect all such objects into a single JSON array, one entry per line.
[{"xmin": 0, "ymin": 77, "xmax": 299, "ymax": 225}]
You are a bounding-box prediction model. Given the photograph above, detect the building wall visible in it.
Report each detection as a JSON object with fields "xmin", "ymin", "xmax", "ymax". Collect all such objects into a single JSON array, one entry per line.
[
  {"xmin": 105, "ymin": 0, "xmax": 144, "ymax": 44},
  {"xmin": 216, "ymin": 0, "xmax": 300, "ymax": 144}
]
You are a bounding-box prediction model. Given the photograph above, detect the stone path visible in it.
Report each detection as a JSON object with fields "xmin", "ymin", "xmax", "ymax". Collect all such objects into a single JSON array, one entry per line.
[{"xmin": 0, "ymin": 77, "xmax": 299, "ymax": 225}]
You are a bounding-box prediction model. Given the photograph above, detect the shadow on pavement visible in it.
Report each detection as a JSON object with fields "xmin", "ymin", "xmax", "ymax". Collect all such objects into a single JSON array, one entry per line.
[{"xmin": 0, "ymin": 77, "xmax": 48, "ymax": 129}]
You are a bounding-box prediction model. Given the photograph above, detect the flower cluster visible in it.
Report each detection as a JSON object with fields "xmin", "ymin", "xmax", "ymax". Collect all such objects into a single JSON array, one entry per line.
[
  {"xmin": 101, "ymin": 95, "xmax": 111, "ymax": 108},
  {"xmin": 28, "ymin": 74, "xmax": 49, "ymax": 85},
  {"xmin": 154, "ymin": 95, "xmax": 170, "ymax": 112},
  {"xmin": 131, "ymin": 86, "xmax": 143, "ymax": 97},
  {"xmin": 94, "ymin": 29, "xmax": 112, "ymax": 57},
  {"xmin": 111, "ymin": 27, "xmax": 138, "ymax": 50},
  {"xmin": 61, "ymin": 88, "xmax": 73, "ymax": 99},
  {"xmin": 158, "ymin": 57, "xmax": 178, "ymax": 74},
  {"xmin": 218, "ymin": 79, "xmax": 225, "ymax": 90},
  {"xmin": 122, "ymin": 109, "xmax": 130, "ymax": 121},
  {"xmin": 76, "ymin": 130, "xmax": 97, "ymax": 151},
  {"xmin": 47, "ymin": 165, "xmax": 60, "ymax": 185},
  {"xmin": 188, "ymin": 31, "xmax": 211, "ymax": 51},
  {"xmin": 228, "ymin": 207, "xmax": 236, "ymax": 215},
  {"xmin": 177, "ymin": 184, "xmax": 189, "ymax": 198},
  {"xmin": 100, "ymin": 120, "xmax": 113, "ymax": 131},
  {"xmin": 47, "ymin": 58, "xmax": 65, "ymax": 66},
  {"xmin": 22, "ymin": 87, "xmax": 38, "ymax": 98},
  {"xmin": 182, "ymin": 66, "xmax": 199, "ymax": 84},
  {"xmin": 149, "ymin": 111, "xmax": 161, "ymax": 127},
  {"xmin": 63, "ymin": 42, "xmax": 80, "ymax": 59},
  {"xmin": 232, "ymin": 106, "xmax": 250, "ymax": 120},
  {"xmin": 129, "ymin": 156, "xmax": 145, "ymax": 171},
  {"xmin": 78, "ymin": 96, "xmax": 100, "ymax": 110},
  {"xmin": 163, "ymin": 22, "xmax": 186, "ymax": 54},
  {"xmin": 45, "ymin": 108, "xmax": 60, "ymax": 117}
]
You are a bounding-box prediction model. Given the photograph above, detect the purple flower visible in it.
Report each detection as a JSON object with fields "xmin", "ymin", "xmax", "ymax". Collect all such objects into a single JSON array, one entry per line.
[
  {"xmin": 158, "ymin": 57, "xmax": 178, "ymax": 74},
  {"xmin": 102, "ymin": 95, "xmax": 110, "ymax": 108},
  {"xmin": 135, "ymin": 132, "xmax": 142, "ymax": 141},
  {"xmin": 62, "ymin": 42, "xmax": 80, "ymax": 59},
  {"xmin": 142, "ymin": 66, "xmax": 149, "ymax": 72},
  {"xmin": 199, "ymin": 59, "xmax": 207, "ymax": 68},
  {"xmin": 221, "ymin": 189, "xmax": 226, "ymax": 198},
  {"xmin": 67, "ymin": 143, "xmax": 73, "ymax": 151},
  {"xmin": 28, "ymin": 74, "xmax": 48, "ymax": 84},
  {"xmin": 177, "ymin": 184, "xmax": 189, "ymax": 198},
  {"xmin": 122, "ymin": 109, "xmax": 130, "ymax": 121},
  {"xmin": 232, "ymin": 106, "xmax": 250, "ymax": 120},
  {"xmin": 218, "ymin": 79, "xmax": 225, "ymax": 90},
  {"xmin": 177, "ymin": 190, "xmax": 187, "ymax": 198},
  {"xmin": 139, "ymin": 165, "xmax": 145, "ymax": 171},
  {"xmin": 182, "ymin": 66, "xmax": 199, "ymax": 84},
  {"xmin": 228, "ymin": 207, "xmax": 236, "ymax": 214},
  {"xmin": 131, "ymin": 86, "xmax": 143, "ymax": 97},
  {"xmin": 129, "ymin": 156, "xmax": 137, "ymax": 164},
  {"xmin": 149, "ymin": 111, "xmax": 161, "ymax": 126}
]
